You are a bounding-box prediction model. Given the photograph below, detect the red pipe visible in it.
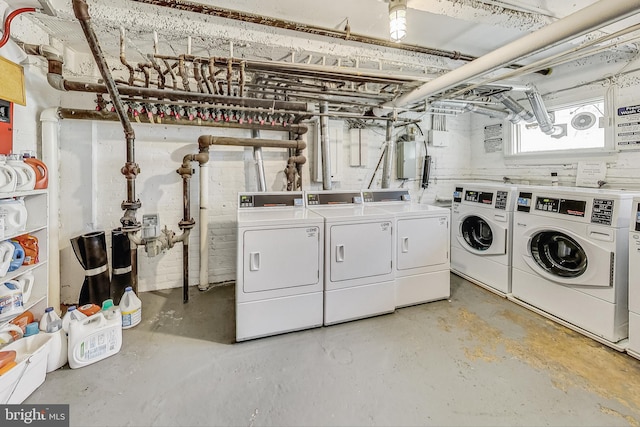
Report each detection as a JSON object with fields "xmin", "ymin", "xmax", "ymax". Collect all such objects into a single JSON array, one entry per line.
[{"xmin": 0, "ymin": 8, "xmax": 36, "ymax": 49}]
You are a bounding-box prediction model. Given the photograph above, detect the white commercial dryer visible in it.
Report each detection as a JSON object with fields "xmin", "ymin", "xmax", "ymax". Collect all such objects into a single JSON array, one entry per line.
[
  {"xmin": 236, "ymin": 191, "xmax": 324, "ymax": 341},
  {"xmin": 450, "ymin": 182, "xmax": 518, "ymax": 296},
  {"xmin": 628, "ymin": 198, "xmax": 640, "ymax": 359},
  {"xmin": 305, "ymin": 190, "xmax": 395, "ymax": 325},
  {"xmin": 510, "ymin": 186, "xmax": 637, "ymax": 350},
  {"xmin": 362, "ymin": 189, "xmax": 450, "ymax": 308}
]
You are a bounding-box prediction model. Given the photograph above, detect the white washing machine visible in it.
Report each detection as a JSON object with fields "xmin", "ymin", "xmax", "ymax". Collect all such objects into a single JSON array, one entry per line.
[
  {"xmin": 362, "ymin": 189, "xmax": 450, "ymax": 308},
  {"xmin": 627, "ymin": 198, "xmax": 640, "ymax": 359},
  {"xmin": 450, "ymin": 182, "xmax": 518, "ymax": 296},
  {"xmin": 510, "ymin": 186, "xmax": 636, "ymax": 349},
  {"xmin": 306, "ymin": 190, "xmax": 395, "ymax": 325},
  {"xmin": 236, "ymin": 191, "xmax": 324, "ymax": 341}
]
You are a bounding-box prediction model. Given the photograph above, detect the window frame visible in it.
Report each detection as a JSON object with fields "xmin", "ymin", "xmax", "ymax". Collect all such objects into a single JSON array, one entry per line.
[{"xmin": 503, "ymin": 90, "xmax": 617, "ymax": 165}]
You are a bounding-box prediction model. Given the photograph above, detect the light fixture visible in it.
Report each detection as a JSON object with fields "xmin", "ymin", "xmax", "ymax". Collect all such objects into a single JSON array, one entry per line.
[{"xmin": 389, "ymin": 0, "xmax": 407, "ymax": 42}]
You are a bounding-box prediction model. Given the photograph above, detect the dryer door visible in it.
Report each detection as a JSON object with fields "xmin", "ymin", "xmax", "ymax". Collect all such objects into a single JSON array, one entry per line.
[
  {"xmin": 456, "ymin": 214, "xmax": 507, "ymax": 256},
  {"xmin": 522, "ymin": 228, "xmax": 613, "ymax": 287},
  {"xmin": 397, "ymin": 216, "xmax": 448, "ymax": 270}
]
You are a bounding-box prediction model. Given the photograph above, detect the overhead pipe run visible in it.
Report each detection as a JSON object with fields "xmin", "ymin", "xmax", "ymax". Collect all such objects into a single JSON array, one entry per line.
[
  {"xmin": 492, "ymin": 92, "xmax": 535, "ymax": 123},
  {"xmin": 431, "ymin": 100, "xmax": 520, "ymax": 123},
  {"xmin": 383, "ymin": 0, "xmax": 640, "ymax": 109}
]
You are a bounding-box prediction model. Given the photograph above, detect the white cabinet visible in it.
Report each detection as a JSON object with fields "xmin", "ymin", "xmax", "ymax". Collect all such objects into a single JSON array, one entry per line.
[{"xmin": 0, "ymin": 189, "xmax": 49, "ymax": 327}]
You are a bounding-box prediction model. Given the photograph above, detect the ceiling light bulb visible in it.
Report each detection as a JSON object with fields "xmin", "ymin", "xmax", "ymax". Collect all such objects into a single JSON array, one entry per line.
[{"xmin": 389, "ymin": 0, "xmax": 407, "ymax": 42}]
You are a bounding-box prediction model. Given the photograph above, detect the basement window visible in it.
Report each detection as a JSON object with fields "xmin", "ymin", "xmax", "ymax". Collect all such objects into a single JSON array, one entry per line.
[{"xmin": 506, "ymin": 98, "xmax": 615, "ymax": 164}]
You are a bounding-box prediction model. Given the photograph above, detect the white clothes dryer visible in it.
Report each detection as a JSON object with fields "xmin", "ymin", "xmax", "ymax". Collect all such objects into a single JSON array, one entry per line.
[
  {"xmin": 450, "ymin": 182, "xmax": 518, "ymax": 296},
  {"xmin": 236, "ymin": 192, "xmax": 324, "ymax": 341},
  {"xmin": 306, "ymin": 190, "xmax": 395, "ymax": 325},
  {"xmin": 362, "ymin": 189, "xmax": 450, "ymax": 308},
  {"xmin": 510, "ymin": 186, "xmax": 636, "ymax": 349},
  {"xmin": 627, "ymin": 198, "xmax": 640, "ymax": 359}
]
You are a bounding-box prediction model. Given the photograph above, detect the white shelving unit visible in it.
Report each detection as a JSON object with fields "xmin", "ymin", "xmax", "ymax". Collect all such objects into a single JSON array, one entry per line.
[{"xmin": 0, "ymin": 189, "xmax": 49, "ymax": 328}]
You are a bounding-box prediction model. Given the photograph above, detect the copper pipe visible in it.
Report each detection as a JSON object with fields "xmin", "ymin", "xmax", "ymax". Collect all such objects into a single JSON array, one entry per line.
[
  {"xmin": 162, "ymin": 58, "xmax": 177, "ymax": 90},
  {"xmin": 119, "ymin": 27, "xmax": 135, "ymax": 86},
  {"xmin": 226, "ymin": 59, "xmax": 233, "ymax": 96},
  {"xmin": 179, "ymin": 55, "xmax": 190, "ymax": 91}
]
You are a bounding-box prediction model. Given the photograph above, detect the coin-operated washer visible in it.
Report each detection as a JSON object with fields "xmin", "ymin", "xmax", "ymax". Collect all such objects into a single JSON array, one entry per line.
[
  {"xmin": 305, "ymin": 190, "xmax": 395, "ymax": 325},
  {"xmin": 363, "ymin": 189, "xmax": 450, "ymax": 308},
  {"xmin": 236, "ymin": 191, "xmax": 324, "ymax": 341}
]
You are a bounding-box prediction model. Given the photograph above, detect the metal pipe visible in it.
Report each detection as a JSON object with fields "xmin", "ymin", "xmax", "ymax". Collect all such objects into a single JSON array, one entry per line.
[
  {"xmin": 384, "ymin": 0, "xmax": 640, "ymax": 108},
  {"xmin": 319, "ymin": 102, "xmax": 332, "ymax": 190},
  {"xmin": 381, "ymin": 120, "xmax": 394, "ymax": 188},
  {"xmin": 73, "ymin": 0, "xmax": 141, "ymax": 230},
  {"xmin": 57, "ymin": 107, "xmax": 309, "ymax": 134},
  {"xmin": 130, "ymin": 0, "xmax": 543, "ymax": 73},
  {"xmin": 252, "ymin": 129, "xmax": 266, "ymax": 192},
  {"xmin": 198, "ymin": 135, "xmax": 307, "ymax": 150},
  {"xmin": 119, "ymin": 27, "xmax": 135, "ymax": 86}
]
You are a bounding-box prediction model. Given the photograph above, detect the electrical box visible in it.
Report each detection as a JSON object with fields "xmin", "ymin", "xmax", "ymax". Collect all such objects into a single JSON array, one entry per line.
[
  {"xmin": 0, "ymin": 100, "xmax": 13, "ymax": 155},
  {"xmin": 396, "ymin": 140, "xmax": 417, "ymax": 179},
  {"xmin": 142, "ymin": 213, "xmax": 160, "ymax": 240},
  {"xmin": 429, "ymin": 129, "xmax": 448, "ymax": 147}
]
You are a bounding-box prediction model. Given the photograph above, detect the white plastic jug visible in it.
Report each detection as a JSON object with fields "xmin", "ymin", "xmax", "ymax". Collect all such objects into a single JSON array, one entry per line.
[
  {"xmin": 61, "ymin": 305, "xmax": 87, "ymax": 335},
  {"xmin": 0, "ymin": 155, "xmax": 17, "ymax": 193},
  {"xmin": 38, "ymin": 307, "xmax": 67, "ymax": 372},
  {"xmin": 7, "ymin": 154, "xmax": 35, "ymax": 192},
  {"xmin": 15, "ymin": 272, "xmax": 34, "ymax": 306},
  {"xmin": 0, "ymin": 198, "xmax": 27, "ymax": 235},
  {"xmin": 68, "ymin": 311, "xmax": 122, "ymax": 369},
  {"xmin": 0, "ymin": 241, "xmax": 14, "ymax": 277},
  {"xmin": 119, "ymin": 286, "xmax": 142, "ymax": 329},
  {"xmin": 0, "ymin": 279, "xmax": 30, "ymax": 321}
]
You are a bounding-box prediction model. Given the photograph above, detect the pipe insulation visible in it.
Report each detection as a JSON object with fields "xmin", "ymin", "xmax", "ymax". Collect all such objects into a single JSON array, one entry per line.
[
  {"xmin": 252, "ymin": 129, "xmax": 267, "ymax": 192},
  {"xmin": 384, "ymin": 0, "xmax": 640, "ymax": 109},
  {"xmin": 319, "ymin": 102, "xmax": 332, "ymax": 190},
  {"xmin": 381, "ymin": 120, "xmax": 394, "ymax": 188}
]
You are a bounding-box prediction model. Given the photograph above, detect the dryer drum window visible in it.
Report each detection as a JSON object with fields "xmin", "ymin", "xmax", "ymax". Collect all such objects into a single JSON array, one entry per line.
[
  {"xmin": 461, "ymin": 216, "xmax": 493, "ymax": 251},
  {"xmin": 530, "ymin": 231, "xmax": 587, "ymax": 278}
]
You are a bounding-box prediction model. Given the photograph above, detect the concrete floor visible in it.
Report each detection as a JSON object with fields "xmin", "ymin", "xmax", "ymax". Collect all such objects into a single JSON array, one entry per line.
[{"xmin": 28, "ymin": 274, "xmax": 640, "ymax": 426}]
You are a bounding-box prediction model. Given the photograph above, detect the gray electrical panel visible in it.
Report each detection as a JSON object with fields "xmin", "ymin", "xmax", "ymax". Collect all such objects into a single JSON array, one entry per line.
[{"xmin": 396, "ymin": 140, "xmax": 417, "ymax": 179}]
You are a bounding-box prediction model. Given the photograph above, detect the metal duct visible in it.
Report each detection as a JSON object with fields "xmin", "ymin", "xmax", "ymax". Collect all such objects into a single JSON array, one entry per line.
[
  {"xmin": 525, "ymin": 89, "xmax": 562, "ymax": 136},
  {"xmin": 492, "ymin": 93, "xmax": 535, "ymax": 123},
  {"xmin": 432, "ymin": 101, "xmax": 519, "ymax": 123},
  {"xmin": 383, "ymin": 0, "xmax": 640, "ymax": 109}
]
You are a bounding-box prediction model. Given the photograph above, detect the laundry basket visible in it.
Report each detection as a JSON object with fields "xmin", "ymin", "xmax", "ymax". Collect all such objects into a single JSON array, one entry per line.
[{"xmin": 0, "ymin": 333, "xmax": 51, "ymax": 404}]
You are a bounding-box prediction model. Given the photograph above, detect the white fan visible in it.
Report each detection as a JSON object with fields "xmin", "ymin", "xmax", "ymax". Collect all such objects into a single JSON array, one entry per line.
[{"xmin": 571, "ymin": 112, "xmax": 597, "ymax": 130}]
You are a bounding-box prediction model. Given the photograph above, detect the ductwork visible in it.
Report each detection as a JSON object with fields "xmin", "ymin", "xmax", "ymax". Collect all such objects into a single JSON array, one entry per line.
[
  {"xmin": 431, "ymin": 101, "xmax": 520, "ymax": 123},
  {"xmin": 383, "ymin": 0, "xmax": 640, "ymax": 109},
  {"xmin": 525, "ymin": 88, "xmax": 563, "ymax": 136},
  {"xmin": 492, "ymin": 93, "xmax": 535, "ymax": 123}
]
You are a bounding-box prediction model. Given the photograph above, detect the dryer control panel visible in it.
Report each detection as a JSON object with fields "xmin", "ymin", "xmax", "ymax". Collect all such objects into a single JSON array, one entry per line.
[
  {"xmin": 238, "ymin": 193, "xmax": 304, "ymax": 208},
  {"xmin": 590, "ymin": 199, "xmax": 614, "ymax": 225},
  {"xmin": 306, "ymin": 191, "xmax": 362, "ymax": 206}
]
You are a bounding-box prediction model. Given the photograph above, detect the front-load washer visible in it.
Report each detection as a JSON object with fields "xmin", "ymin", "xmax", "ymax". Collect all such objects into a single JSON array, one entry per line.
[
  {"xmin": 627, "ymin": 198, "xmax": 640, "ymax": 359},
  {"xmin": 236, "ymin": 191, "xmax": 324, "ymax": 341},
  {"xmin": 450, "ymin": 182, "xmax": 518, "ymax": 296},
  {"xmin": 362, "ymin": 189, "xmax": 450, "ymax": 308},
  {"xmin": 510, "ymin": 186, "xmax": 637, "ymax": 349},
  {"xmin": 305, "ymin": 190, "xmax": 395, "ymax": 325}
]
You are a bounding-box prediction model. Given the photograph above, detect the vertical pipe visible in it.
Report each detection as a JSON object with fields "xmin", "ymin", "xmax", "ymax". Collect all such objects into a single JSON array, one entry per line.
[
  {"xmin": 319, "ymin": 102, "xmax": 332, "ymax": 190},
  {"xmin": 252, "ymin": 129, "xmax": 266, "ymax": 192},
  {"xmin": 183, "ymin": 175, "xmax": 190, "ymax": 303},
  {"xmin": 40, "ymin": 108, "xmax": 60, "ymax": 312},
  {"xmin": 381, "ymin": 120, "xmax": 394, "ymax": 188},
  {"xmin": 199, "ymin": 162, "xmax": 209, "ymax": 291}
]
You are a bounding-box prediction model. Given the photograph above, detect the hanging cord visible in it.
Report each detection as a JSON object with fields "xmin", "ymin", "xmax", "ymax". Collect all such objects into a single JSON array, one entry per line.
[{"xmin": 0, "ymin": 8, "xmax": 36, "ymax": 49}]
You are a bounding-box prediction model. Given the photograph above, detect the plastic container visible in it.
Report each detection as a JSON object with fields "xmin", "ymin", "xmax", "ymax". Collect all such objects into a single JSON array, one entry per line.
[
  {"xmin": 7, "ymin": 241, "xmax": 25, "ymax": 272},
  {"xmin": 78, "ymin": 303, "xmax": 100, "ymax": 317},
  {"xmin": 119, "ymin": 286, "xmax": 142, "ymax": 329},
  {"xmin": 23, "ymin": 157, "xmax": 47, "ymax": 190},
  {"xmin": 0, "ymin": 333, "xmax": 51, "ymax": 403},
  {"xmin": 0, "ymin": 240, "xmax": 14, "ymax": 277},
  {"xmin": 68, "ymin": 311, "xmax": 122, "ymax": 369},
  {"xmin": 0, "ymin": 198, "xmax": 27, "ymax": 235},
  {"xmin": 24, "ymin": 322, "xmax": 39, "ymax": 337},
  {"xmin": 39, "ymin": 307, "xmax": 61, "ymax": 332},
  {"xmin": 0, "ymin": 350, "xmax": 16, "ymax": 370},
  {"xmin": 0, "ymin": 279, "xmax": 32, "ymax": 322},
  {"xmin": 0, "ymin": 324, "xmax": 22, "ymax": 348},
  {"xmin": 14, "ymin": 234, "xmax": 38, "ymax": 265},
  {"xmin": 7, "ymin": 154, "xmax": 35, "ymax": 191},
  {"xmin": 61, "ymin": 306, "xmax": 86, "ymax": 334},
  {"xmin": 0, "ymin": 155, "xmax": 17, "ymax": 193}
]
